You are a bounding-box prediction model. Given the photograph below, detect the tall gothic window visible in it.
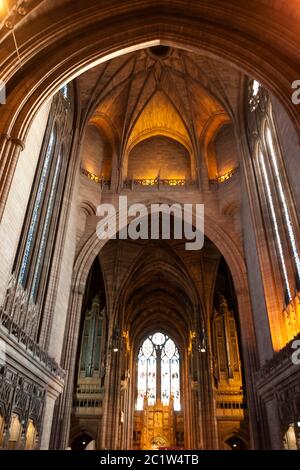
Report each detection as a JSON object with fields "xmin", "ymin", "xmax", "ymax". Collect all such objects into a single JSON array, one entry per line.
[
  {"xmin": 264, "ymin": 124, "xmax": 300, "ymax": 287},
  {"xmin": 18, "ymin": 126, "xmax": 57, "ymax": 288},
  {"xmin": 136, "ymin": 332, "xmax": 180, "ymax": 411},
  {"xmin": 248, "ymin": 79, "xmax": 300, "ymax": 306},
  {"xmin": 257, "ymin": 144, "xmax": 292, "ymax": 302},
  {"xmin": 7, "ymin": 84, "xmax": 75, "ymax": 340}
]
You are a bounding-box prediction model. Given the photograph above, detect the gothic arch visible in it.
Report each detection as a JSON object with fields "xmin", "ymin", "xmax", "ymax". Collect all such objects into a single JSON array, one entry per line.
[
  {"xmin": 70, "ymin": 200, "xmax": 254, "ymax": 367},
  {"xmin": 2, "ymin": 2, "xmax": 299, "ymax": 142},
  {"xmin": 70, "ymin": 431, "xmax": 96, "ymax": 450},
  {"xmin": 1, "ymin": 2, "xmax": 299, "ymax": 452},
  {"xmin": 1, "ymin": 2, "xmax": 300, "ymax": 224},
  {"xmin": 72, "ymin": 203, "xmax": 247, "ymax": 302},
  {"xmin": 56, "ymin": 194, "xmax": 258, "ymax": 448},
  {"xmin": 224, "ymin": 433, "xmax": 248, "ymax": 450}
]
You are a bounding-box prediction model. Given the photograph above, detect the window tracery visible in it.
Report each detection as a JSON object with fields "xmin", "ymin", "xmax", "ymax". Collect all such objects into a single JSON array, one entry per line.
[
  {"xmin": 2, "ymin": 84, "xmax": 75, "ymax": 341},
  {"xmin": 137, "ymin": 332, "xmax": 180, "ymax": 411}
]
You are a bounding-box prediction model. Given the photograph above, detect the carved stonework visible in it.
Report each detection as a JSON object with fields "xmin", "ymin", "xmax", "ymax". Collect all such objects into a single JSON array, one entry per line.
[
  {"xmin": 140, "ymin": 399, "xmax": 175, "ymax": 450},
  {"xmin": 255, "ymin": 331, "xmax": 300, "ymax": 382},
  {"xmin": 0, "ymin": 365, "xmax": 46, "ymax": 449},
  {"xmin": 1, "ymin": 276, "xmax": 40, "ymax": 341}
]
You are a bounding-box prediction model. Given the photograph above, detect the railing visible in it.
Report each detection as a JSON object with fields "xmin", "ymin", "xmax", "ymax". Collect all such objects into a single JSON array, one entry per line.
[
  {"xmin": 216, "ymin": 401, "xmax": 247, "ymax": 410},
  {"xmin": 0, "ymin": 307, "xmax": 65, "ymax": 380},
  {"xmin": 80, "ymin": 168, "xmax": 111, "ymax": 189},
  {"xmin": 81, "ymin": 166, "xmax": 239, "ymax": 189},
  {"xmin": 75, "ymin": 383, "xmax": 102, "ymax": 394},
  {"xmin": 80, "ymin": 167, "xmax": 199, "ymax": 191},
  {"xmin": 73, "ymin": 385, "xmax": 104, "ymax": 410},
  {"xmin": 123, "ymin": 178, "xmax": 197, "ymax": 190},
  {"xmin": 73, "ymin": 398, "xmax": 103, "ymax": 408},
  {"xmin": 210, "ymin": 167, "xmax": 239, "ymax": 185}
]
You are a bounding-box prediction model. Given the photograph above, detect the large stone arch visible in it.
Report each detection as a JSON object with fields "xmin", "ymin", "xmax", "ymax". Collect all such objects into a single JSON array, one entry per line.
[
  {"xmin": 4, "ymin": 2, "xmax": 297, "ymax": 448},
  {"xmin": 3, "ymin": 27, "xmax": 299, "ymax": 141},
  {"xmin": 73, "ymin": 205, "xmax": 247, "ymax": 309},
  {"xmin": 55, "ymin": 201, "xmax": 258, "ymax": 448},
  {"xmin": 1, "ymin": 1, "xmax": 300, "ymax": 221},
  {"xmin": 70, "ymin": 198, "xmax": 254, "ymax": 364},
  {"xmin": 71, "ymin": 202, "xmax": 249, "ymax": 354},
  {"xmin": 2, "ymin": 1, "xmax": 299, "ymax": 136}
]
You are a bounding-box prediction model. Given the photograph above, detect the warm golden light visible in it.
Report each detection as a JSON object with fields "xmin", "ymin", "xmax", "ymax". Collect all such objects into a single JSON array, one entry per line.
[
  {"xmin": 0, "ymin": 0, "xmax": 6, "ymax": 15},
  {"xmin": 188, "ymin": 331, "xmax": 196, "ymax": 353},
  {"xmin": 217, "ymin": 168, "xmax": 237, "ymax": 183},
  {"xmin": 133, "ymin": 178, "xmax": 187, "ymax": 187},
  {"xmin": 122, "ymin": 330, "xmax": 130, "ymax": 352},
  {"xmin": 127, "ymin": 90, "xmax": 192, "ymax": 154},
  {"xmin": 81, "ymin": 168, "xmax": 189, "ymax": 189},
  {"xmin": 81, "ymin": 167, "xmax": 102, "ymax": 183}
]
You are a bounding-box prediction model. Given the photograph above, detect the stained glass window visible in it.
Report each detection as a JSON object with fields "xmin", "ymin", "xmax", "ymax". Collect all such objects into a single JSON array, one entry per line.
[
  {"xmin": 18, "ymin": 126, "xmax": 57, "ymax": 286},
  {"xmin": 265, "ymin": 126, "xmax": 300, "ymax": 283},
  {"xmin": 30, "ymin": 152, "xmax": 62, "ymax": 301},
  {"xmin": 10, "ymin": 85, "xmax": 74, "ymax": 342},
  {"xmin": 248, "ymin": 79, "xmax": 300, "ymax": 304},
  {"xmin": 258, "ymin": 147, "xmax": 292, "ymax": 302},
  {"xmin": 136, "ymin": 332, "xmax": 180, "ymax": 411}
]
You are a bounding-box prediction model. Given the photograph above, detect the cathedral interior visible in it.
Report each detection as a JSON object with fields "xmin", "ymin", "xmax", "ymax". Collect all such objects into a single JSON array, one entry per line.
[{"xmin": 0, "ymin": 0, "xmax": 300, "ymax": 451}]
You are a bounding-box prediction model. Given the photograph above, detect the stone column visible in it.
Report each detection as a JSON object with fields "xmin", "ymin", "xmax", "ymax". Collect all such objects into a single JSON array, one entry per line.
[
  {"xmin": 100, "ymin": 344, "xmax": 122, "ymax": 449},
  {"xmin": 265, "ymin": 398, "xmax": 283, "ymax": 449},
  {"xmin": 1, "ymin": 423, "xmax": 10, "ymax": 449},
  {"xmin": 51, "ymin": 286, "xmax": 84, "ymax": 449},
  {"xmin": 125, "ymin": 353, "xmax": 134, "ymax": 450},
  {"xmin": 40, "ymin": 394, "xmax": 56, "ymax": 449},
  {"xmin": 198, "ymin": 350, "xmax": 219, "ymax": 449},
  {"xmin": 110, "ymin": 150, "xmax": 119, "ymax": 192},
  {"xmin": 0, "ymin": 134, "xmax": 25, "ymax": 222}
]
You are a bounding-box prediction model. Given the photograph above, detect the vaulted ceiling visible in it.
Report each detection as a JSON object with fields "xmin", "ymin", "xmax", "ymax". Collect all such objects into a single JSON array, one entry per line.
[
  {"xmin": 98, "ymin": 234, "xmax": 222, "ymax": 349},
  {"xmin": 77, "ymin": 46, "xmax": 241, "ymax": 155}
]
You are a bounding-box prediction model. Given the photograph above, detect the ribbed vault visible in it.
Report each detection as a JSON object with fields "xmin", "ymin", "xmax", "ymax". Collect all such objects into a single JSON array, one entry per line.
[
  {"xmin": 105, "ymin": 240, "xmax": 203, "ymax": 351},
  {"xmin": 82, "ymin": 47, "xmax": 231, "ymax": 163}
]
